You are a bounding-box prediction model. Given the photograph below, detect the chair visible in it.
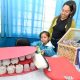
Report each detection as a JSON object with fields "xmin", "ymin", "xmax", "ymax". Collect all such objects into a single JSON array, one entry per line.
[{"xmin": 15, "ymin": 38, "xmax": 30, "ymax": 46}]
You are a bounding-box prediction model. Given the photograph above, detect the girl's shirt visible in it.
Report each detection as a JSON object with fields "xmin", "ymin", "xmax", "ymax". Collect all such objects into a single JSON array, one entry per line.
[{"xmin": 31, "ymin": 41, "xmax": 56, "ymax": 56}]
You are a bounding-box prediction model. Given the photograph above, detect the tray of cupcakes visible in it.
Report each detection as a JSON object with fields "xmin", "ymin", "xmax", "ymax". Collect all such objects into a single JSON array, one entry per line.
[{"xmin": 0, "ymin": 46, "xmax": 37, "ymax": 76}]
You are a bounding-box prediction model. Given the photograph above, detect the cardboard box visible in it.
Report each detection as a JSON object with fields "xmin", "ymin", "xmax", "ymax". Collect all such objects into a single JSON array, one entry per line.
[{"xmin": 57, "ymin": 28, "xmax": 80, "ymax": 64}]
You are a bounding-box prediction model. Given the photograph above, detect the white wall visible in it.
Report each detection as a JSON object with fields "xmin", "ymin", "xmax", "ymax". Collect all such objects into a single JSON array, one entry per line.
[{"xmin": 42, "ymin": 0, "xmax": 56, "ymax": 31}]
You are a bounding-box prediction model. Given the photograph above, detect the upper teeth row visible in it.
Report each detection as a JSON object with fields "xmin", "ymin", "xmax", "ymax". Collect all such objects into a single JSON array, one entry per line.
[{"xmin": 0, "ymin": 54, "xmax": 34, "ymax": 66}]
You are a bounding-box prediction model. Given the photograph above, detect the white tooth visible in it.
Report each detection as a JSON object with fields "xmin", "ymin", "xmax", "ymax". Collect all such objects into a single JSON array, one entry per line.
[
  {"xmin": 11, "ymin": 58, "xmax": 19, "ymax": 64},
  {"xmin": 0, "ymin": 60, "xmax": 2, "ymax": 66},
  {"xmin": 2, "ymin": 59, "xmax": 10, "ymax": 66},
  {"xmin": 16, "ymin": 64, "xmax": 23, "ymax": 73},
  {"xmin": 26, "ymin": 55, "xmax": 32, "ymax": 59},
  {"xmin": 7, "ymin": 65, "xmax": 15, "ymax": 74},
  {"xmin": 19, "ymin": 56, "xmax": 25, "ymax": 61},
  {"xmin": 24, "ymin": 64, "xmax": 30, "ymax": 72},
  {"xmin": 0, "ymin": 66, "xmax": 6, "ymax": 75},
  {"xmin": 30, "ymin": 62, "xmax": 35, "ymax": 70}
]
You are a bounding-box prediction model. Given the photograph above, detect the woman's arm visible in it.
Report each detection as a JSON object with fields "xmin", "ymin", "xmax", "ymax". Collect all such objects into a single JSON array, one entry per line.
[
  {"xmin": 71, "ymin": 19, "xmax": 76, "ymax": 28},
  {"xmin": 48, "ymin": 16, "xmax": 58, "ymax": 39}
]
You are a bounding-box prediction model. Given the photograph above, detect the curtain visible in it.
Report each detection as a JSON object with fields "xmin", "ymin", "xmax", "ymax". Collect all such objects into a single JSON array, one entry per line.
[
  {"xmin": 1, "ymin": 0, "xmax": 44, "ymax": 38},
  {"xmin": 0, "ymin": 0, "xmax": 1, "ymax": 33},
  {"xmin": 55, "ymin": 0, "xmax": 80, "ymax": 28}
]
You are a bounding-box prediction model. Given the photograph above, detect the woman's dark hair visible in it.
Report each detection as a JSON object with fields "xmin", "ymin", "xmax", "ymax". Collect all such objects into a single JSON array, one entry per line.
[
  {"xmin": 63, "ymin": 0, "xmax": 76, "ymax": 31},
  {"xmin": 39, "ymin": 31, "xmax": 50, "ymax": 38},
  {"xmin": 63, "ymin": 0, "xmax": 76, "ymax": 17}
]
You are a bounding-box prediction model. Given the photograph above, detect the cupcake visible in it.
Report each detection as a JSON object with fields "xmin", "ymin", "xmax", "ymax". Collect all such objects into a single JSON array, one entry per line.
[
  {"xmin": 11, "ymin": 58, "xmax": 19, "ymax": 64},
  {"xmin": 24, "ymin": 64, "xmax": 30, "ymax": 72},
  {"xmin": 0, "ymin": 66, "xmax": 6, "ymax": 75},
  {"xmin": 19, "ymin": 56, "xmax": 25, "ymax": 61},
  {"xmin": 16, "ymin": 64, "xmax": 23, "ymax": 73},
  {"xmin": 7, "ymin": 65, "xmax": 15, "ymax": 74},
  {"xmin": 2, "ymin": 59, "xmax": 10, "ymax": 66}
]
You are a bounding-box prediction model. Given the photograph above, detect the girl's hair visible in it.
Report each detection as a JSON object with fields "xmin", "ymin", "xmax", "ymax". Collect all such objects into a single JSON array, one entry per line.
[
  {"xmin": 62, "ymin": 0, "xmax": 76, "ymax": 31},
  {"xmin": 39, "ymin": 31, "xmax": 50, "ymax": 38}
]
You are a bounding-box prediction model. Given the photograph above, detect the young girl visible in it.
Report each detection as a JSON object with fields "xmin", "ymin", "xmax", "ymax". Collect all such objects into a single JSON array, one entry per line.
[{"xmin": 31, "ymin": 31, "xmax": 56, "ymax": 56}]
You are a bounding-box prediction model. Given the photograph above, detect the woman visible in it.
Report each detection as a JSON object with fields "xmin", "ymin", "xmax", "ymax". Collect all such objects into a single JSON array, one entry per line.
[{"xmin": 48, "ymin": 0, "xmax": 76, "ymax": 52}]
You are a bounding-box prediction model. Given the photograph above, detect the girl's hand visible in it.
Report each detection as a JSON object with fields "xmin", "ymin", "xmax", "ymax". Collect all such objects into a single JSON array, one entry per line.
[{"xmin": 41, "ymin": 50, "xmax": 44, "ymax": 55}]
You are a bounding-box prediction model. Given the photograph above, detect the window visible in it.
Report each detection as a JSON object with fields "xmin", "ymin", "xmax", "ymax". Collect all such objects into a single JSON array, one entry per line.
[
  {"xmin": 1, "ymin": 0, "xmax": 80, "ymax": 38},
  {"xmin": 1, "ymin": 0, "xmax": 44, "ymax": 38},
  {"xmin": 0, "ymin": 0, "xmax": 1, "ymax": 33}
]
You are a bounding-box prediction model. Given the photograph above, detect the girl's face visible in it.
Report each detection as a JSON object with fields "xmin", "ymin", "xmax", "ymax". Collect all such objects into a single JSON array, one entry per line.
[
  {"xmin": 61, "ymin": 5, "xmax": 71, "ymax": 20},
  {"xmin": 40, "ymin": 33, "xmax": 49, "ymax": 45}
]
